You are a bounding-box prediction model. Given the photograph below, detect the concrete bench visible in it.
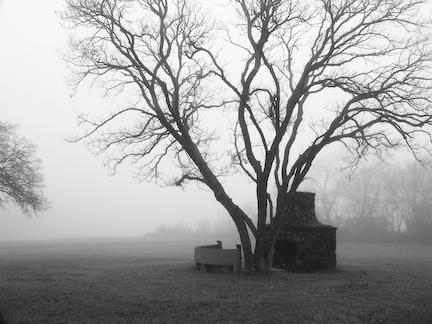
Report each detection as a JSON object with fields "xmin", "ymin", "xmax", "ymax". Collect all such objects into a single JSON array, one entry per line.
[{"xmin": 194, "ymin": 241, "xmax": 242, "ymax": 272}]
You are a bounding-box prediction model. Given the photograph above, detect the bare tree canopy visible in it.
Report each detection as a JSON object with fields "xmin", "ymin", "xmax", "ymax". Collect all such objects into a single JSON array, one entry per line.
[
  {"xmin": 0, "ymin": 123, "xmax": 47, "ymax": 215},
  {"xmin": 63, "ymin": 0, "xmax": 432, "ymax": 272}
]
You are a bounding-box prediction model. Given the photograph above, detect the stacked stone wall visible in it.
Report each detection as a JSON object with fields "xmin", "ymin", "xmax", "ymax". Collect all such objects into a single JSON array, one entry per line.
[{"xmin": 272, "ymin": 192, "xmax": 337, "ymax": 270}]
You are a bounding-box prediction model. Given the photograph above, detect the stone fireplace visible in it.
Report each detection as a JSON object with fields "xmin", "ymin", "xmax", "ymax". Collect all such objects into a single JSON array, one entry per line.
[{"xmin": 271, "ymin": 191, "xmax": 337, "ymax": 270}]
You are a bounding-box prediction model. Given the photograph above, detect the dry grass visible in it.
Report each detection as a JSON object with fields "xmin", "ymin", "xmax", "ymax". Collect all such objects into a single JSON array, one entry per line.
[{"xmin": 1, "ymin": 239, "xmax": 432, "ymax": 323}]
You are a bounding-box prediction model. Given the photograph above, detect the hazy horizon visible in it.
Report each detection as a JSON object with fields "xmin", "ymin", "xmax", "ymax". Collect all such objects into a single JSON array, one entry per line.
[
  {"xmin": 1, "ymin": 0, "xmax": 432, "ymax": 241},
  {"xmin": 0, "ymin": 0, "xmax": 258, "ymax": 241}
]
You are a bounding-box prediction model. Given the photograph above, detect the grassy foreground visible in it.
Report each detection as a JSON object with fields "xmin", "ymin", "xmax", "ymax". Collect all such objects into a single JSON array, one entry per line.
[{"xmin": 0, "ymin": 239, "xmax": 432, "ymax": 323}]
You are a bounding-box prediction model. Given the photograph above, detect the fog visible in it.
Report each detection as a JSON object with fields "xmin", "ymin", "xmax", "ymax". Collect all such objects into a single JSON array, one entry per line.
[
  {"xmin": 1, "ymin": 0, "xmax": 432, "ymax": 243},
  {"xmin": 0, "ymin": 0, "xmax": 255, "ymax": 240}
]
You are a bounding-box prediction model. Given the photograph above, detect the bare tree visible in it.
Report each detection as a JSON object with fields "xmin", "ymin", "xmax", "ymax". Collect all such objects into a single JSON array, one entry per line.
[
  {"xmin": 0, "ymin": 123, "xmax": 47, "ymax": 214},
  {"xmin": 342, "ymin": 166, "xmax": 385, "ymax": 221},
  {"xmin": 64, "ymin": 0, "xmax": 432, "ymax": 273},
  {"xmin": 306, "ymin": 157, "xmax": 345, "ymax": 224},
  {"xmin": 325, "ymin": 161, "xmax": 432, "ymax": 240},
  {"xmin": 398, "ymin": 163, "xmax": 432, "ymax": 234}
]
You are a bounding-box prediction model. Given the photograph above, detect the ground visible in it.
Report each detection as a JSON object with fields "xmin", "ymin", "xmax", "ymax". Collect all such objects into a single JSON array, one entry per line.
[{"xmin": 0, "ymin": 238, "xmax": 432, "ymax": 323}]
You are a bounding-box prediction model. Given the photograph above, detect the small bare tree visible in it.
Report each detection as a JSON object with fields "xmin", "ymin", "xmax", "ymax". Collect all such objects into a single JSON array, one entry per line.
[
  {"xmin": 323, "ymin": 162, "xmax": 432, "ymax": 239},
  {"xmin": 306, "ymin": 158, "xmax": 345, "ymax": 224},
  {"xmin": 0, "ymin": 123, "xmax": 47, "ymax": 214},
  {"xmin": 64, "ymin": 0, "xmax": 432, "ymax": 273},
  {"xmin": 398, "ymin": 163, "xmax": 432, "ymax": 233}
]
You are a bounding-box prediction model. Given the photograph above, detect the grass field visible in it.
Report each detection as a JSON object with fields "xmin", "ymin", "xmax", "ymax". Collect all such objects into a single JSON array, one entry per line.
[{"xmin": 1, "ymin": 238, "xmax": 432, "ymax": 323}]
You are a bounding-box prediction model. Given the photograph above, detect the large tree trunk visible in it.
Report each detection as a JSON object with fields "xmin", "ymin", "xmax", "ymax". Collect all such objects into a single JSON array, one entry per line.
[
  {"xmin": 252, "ymin": 180, "xmax": 274, "ymax": 273},
  {"xmin": 264, "ymin": 236, "xmax": 277, "ymax": 272},
  {"xmin": 253, "ymin": 235, "xmax": 268, "ymax": 274},
  {"xmin": 231, "ymin": 215, "xmax": 255, "ymax": 272},
  {"xmin": 253, "ymin": 232, "xmax": 276, "ymax": 274},
  {"xmin": 253, "ymin": 196, "xmax": 291, "ymax": 273},
  {"xmin": 253, "ymin": 227, "xmax": 284, "ymax": 274}
]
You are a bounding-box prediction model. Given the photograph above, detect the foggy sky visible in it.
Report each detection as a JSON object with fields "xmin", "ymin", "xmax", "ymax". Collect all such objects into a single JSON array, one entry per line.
[
  {"xmin": 1, "ymin": 0, "xmax": 431, "ymax": 241},
  {"xmin": 0, "ymin": 0, "xmax": 253, "ymax": 240}
]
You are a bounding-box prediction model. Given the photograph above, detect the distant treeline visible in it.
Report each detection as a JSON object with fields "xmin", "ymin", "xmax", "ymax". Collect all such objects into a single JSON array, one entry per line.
[
  {"xmin": 308, "ymin": 161, "xmax": 432, "ymax": 244},
  {"xmin": 146, "ymin": 161, "xmax": 432, "ymax": 244},
  {"xmin": 144, "ymin": 219, "xmax": 238, "ymax": 242}
]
